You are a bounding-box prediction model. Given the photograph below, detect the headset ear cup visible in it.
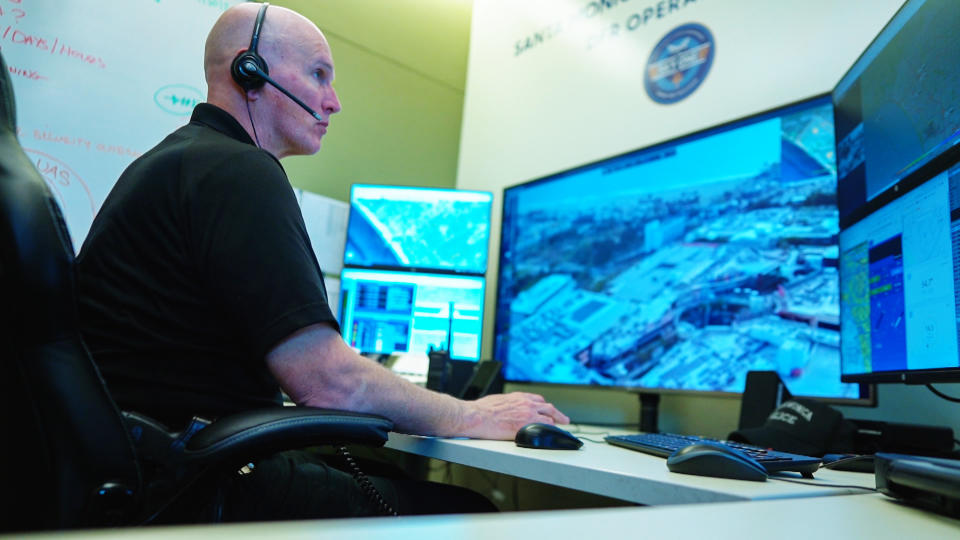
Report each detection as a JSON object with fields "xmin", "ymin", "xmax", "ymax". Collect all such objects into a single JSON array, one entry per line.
[{"xmin": 231, "ymin": 51, "xmax": 268, "ymax": 91}]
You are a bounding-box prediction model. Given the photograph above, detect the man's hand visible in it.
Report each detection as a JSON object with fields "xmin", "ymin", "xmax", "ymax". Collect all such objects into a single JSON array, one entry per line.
[{"xmin": 456, "ymin": 392, "xmax": 570, "ymax": 440}]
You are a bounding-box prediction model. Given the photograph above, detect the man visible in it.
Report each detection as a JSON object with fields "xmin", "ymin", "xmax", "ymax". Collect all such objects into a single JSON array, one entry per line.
[{"xmin": 76, "ymin": 3, "xmax": 567, "ymax": 519}]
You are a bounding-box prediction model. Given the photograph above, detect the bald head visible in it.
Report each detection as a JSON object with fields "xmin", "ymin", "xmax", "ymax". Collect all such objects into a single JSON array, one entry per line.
[
  {"xmin": 203, "ymin": 3, "xmax": 258, "ymax": 79},
  {"xmin": 204, "ymin": 3, "xmax": 327, "ymax": 100},
  {"xmin": 201, "ymin": 3, "xmax": 341, "ymax": 157}
]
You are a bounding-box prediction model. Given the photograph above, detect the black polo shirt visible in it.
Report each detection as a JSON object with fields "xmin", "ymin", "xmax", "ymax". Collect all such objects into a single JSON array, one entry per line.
[{"xmin": 77, "ymin": 103, "xmax": 338, "ymax": 428}]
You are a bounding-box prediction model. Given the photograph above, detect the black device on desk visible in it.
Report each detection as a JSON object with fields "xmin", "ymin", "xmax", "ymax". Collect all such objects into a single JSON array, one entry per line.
[
  {"xmin": 605, "ymin": 433, "xmax": 821, "ymax": 479},
  {"xmin": 822, "ymin": 453, "xmax": 876, "ymax": 473},
  {"xmin": 426, "ymin": 345, "xmax": 452, "ymax": 392},
  {"xmin": 458, "ymin": 359, "xmax": 502, "ymax": 400},
  {"xmin": 875, "ymin": 453, "xmax": 960, "ymax": 518}
]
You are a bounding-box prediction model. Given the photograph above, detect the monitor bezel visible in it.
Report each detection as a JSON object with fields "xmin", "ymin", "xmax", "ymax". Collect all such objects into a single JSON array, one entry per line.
[
  {"xmin": 493, "ymin": 93, "xmax": 875, "ymax": 406},
  {"xmin": 836, "ymin": 144, "xmax": 960, "ymax": 231},
  {"xmin": 343, "ymin": 183, "xmax": 494, "ymax": 277},
  {"xmin": 842, "ymin": 367, "xmax": 960, "ymax": 385}
]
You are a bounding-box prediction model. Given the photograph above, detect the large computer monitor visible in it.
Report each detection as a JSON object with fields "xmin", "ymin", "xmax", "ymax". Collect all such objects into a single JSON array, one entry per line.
[
  {"xmin": 339, "ymin": 268, "xmax": 486, "ymax": 360},
  {"xmin": 495, "ymin": 94, "xmax": 872, "ymax": 403},
  {"xmin": 835, "ymin": 0, "xmax": 960, "ymax": 384},
  {"xmin": 344, "ymin": 184, "xmax": 493, "ymax": 275}
]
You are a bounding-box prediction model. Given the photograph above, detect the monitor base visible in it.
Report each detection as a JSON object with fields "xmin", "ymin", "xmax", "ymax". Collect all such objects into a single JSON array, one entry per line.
[{"xmin": 638, "ymin": 392, "xmax": 660, "ymax": 433}]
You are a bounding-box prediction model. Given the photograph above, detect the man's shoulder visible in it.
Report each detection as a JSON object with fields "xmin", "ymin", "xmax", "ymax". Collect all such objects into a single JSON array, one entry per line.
[
  {"xmin": 172, "ymin": 124, "xmax": 285, "ymax": 191},
  {"xmin": 182, "ymin": 123, "xmax": 280, "ymax": 171},
  {"xmin": 127, "ymin": 122, "xmax": 269, "ymax": 173}
]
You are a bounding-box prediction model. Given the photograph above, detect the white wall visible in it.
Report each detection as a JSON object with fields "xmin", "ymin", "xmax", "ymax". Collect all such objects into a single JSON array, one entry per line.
[
  {"xmin": 458, "ymin": 0, "xmax": 960, "ymax": 437},
  {"xmin": 460, "ymin": 0, "xmax": 900, "ymax": 192}
]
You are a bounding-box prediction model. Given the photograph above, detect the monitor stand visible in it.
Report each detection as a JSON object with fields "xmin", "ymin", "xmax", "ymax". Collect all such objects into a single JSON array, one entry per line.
[{"xmin": 638, "ymin": 392, "xmax": 660, "ymax": 433}]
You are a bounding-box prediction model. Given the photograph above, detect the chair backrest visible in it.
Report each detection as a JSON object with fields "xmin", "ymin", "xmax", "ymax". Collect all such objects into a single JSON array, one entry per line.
[{"xmin": 0, "ymin": 51, "xmax": 141, "ymax": 531}]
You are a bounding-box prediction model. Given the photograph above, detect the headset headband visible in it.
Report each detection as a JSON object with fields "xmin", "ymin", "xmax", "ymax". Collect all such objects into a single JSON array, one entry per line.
[{"xmin": 249, "ymin": 3, "xmax": 269, "ymax": 55}]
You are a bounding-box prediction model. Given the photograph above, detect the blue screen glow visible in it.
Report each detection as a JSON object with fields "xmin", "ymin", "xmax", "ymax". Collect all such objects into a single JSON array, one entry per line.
[
  {"xmin": 344, "ymin": 185, "xmax": 493, "ymax": 275},
  {"xmin": 496, "ymin": 96, "xmax": 866, "ymax": 401}
]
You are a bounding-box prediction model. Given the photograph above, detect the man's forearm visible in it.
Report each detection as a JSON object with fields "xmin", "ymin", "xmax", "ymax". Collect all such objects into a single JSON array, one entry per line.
[
  {"xmin": 325, "ymin": 348, "xmax": 471, "ymax": 435},
  {"xmin": 266, "ymin": 323, "xmax": 469, "ymax": 435}
]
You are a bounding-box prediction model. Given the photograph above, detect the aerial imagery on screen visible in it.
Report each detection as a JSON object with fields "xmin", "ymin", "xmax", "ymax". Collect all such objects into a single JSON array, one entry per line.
[
  {"xmin": 344, "ymin": 185, "xmax": 493, "ymax": 275},
  {"xmin": 497, "ymin": 99, "xmax": 862, "ymax": 400},
  {"xmin": 834, "ymin": 0, "xmax": 960, "ymax": 216}
]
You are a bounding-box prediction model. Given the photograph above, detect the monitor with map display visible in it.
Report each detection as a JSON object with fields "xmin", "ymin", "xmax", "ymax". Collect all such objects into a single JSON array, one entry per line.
[
  {"xmin": 495, "ymin": 94, "xmax": 872, "ymax": 403},
  {"xmin": 835, "ymin": 0, "xmax": 960, "ymax": 384},
  {"xmin": 339, "ymin": 268, "xmax": 486, "ymax": 361},
  {"xmin": 343, "ymin": 184, "xmax": 493, "ymax": 275}
]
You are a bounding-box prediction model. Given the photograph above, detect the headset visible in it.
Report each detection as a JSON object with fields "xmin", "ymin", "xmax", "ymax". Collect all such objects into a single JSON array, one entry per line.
[{"xmin": 230, "ymin": 2, "xmax": 324, "ymax": 121}]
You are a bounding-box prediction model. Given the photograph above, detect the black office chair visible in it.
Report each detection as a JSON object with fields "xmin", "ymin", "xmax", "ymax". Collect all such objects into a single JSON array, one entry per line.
[{"xmin": 0, "ymin": 51, "xmax": 394, "ymax": 532}]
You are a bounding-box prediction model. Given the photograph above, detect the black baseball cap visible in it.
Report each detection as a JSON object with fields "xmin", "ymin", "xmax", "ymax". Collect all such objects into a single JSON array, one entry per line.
[{"xmin": 728, "ymin": 398, "xmax": 855, "ymax": 457}]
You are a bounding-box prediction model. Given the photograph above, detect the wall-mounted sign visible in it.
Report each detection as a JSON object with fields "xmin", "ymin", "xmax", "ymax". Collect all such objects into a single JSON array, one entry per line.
[{"xmin": 645, "ymin": 23, "xmax": 715, "ymax": 104}]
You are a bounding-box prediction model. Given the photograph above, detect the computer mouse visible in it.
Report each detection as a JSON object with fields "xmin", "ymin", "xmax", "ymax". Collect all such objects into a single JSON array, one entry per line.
[
  {"xmin": 515, "ymin": 423, "xmax": 583, "ymax": 450},
  {"xmin": 666, "ymin": 442, "xmax": 768, "ymax": 481}
]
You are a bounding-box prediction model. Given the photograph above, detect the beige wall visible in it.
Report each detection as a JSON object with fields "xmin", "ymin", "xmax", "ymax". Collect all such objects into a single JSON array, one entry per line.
[{"xmin": 273, "ymin": 0, "xmax": 473, "ymax": 201}]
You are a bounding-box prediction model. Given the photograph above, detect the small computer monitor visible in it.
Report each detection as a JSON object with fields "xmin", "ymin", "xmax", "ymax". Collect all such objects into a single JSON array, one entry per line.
[
  {"xmin": 344, "ymin": 184, "xmax": 493, "ymax": 275},
  {"xmin": 495, "ymin": 94, "xmax": 872, "ymax": 403},
  {"xmin": 834, "ymin": 0, "xmax": 960, "ymax": 384},
  {"xmin": 838, "ymin": 159, "xmax": 960, "ymax": 383},
  {"xmin": 833, "ymin": 0, "xmax": 960, "ymax": 226},
  {"xmin": 339, "ymin": 268, "xmax": 486, "ymax": 360}
]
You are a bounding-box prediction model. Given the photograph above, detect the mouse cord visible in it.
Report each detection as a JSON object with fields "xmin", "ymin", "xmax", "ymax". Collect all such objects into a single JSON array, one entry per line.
[
  {"xmin": 769, "ymin": 476, "xmax": 877, "ymax": 492},
  {"xmin": 570, "ymin": 421, "xmax": 641, "ymax": 430},
  {"xmin": 568, "ymin": 423, "xmax": 613, "ymax": 439}
]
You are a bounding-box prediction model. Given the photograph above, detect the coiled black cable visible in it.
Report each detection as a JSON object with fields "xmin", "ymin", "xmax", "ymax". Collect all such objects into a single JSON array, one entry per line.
[{"xmin": 337, "ymin": 446, "xmax": 398, "ymax": 517}]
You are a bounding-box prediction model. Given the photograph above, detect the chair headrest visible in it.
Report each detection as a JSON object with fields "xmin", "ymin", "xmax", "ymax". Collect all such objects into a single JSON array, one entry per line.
[{"xmin": 0, "ymin": 51, "xmax": 16, "ymax": 133}]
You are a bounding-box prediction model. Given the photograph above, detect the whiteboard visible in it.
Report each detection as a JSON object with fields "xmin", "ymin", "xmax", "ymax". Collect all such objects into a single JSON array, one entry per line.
[{"xmin": 2, "ymin": 0, "xmax": 244, "ymax": 251}]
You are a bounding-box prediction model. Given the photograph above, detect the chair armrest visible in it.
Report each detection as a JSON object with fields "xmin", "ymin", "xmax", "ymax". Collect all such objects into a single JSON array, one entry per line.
[
  {"xmin": 122, "ymin": 407, "xmax": 393, "ymax": 470},
  {"xmin": 116, "ymin": 407, "xmax": 393, "ymax": 523},
  {"xmin": 183, "ymin": 407, "xmax": 393, "ymax": 464}
]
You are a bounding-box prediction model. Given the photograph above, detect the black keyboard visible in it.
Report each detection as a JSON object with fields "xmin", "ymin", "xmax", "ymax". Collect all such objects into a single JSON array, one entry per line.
[{"xmin": 605, "ymin": 432, "xmax": 821, "ymax": 475}]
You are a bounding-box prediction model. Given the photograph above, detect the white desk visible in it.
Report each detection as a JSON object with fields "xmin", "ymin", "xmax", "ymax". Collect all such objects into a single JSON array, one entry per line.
[
  {"xmin": 15, "ymin": 494, "xmax": 959, "ymax": 539},
  {"xmin": 384, "ymin": 428, "xmax": 877, "ymax": 506}
]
